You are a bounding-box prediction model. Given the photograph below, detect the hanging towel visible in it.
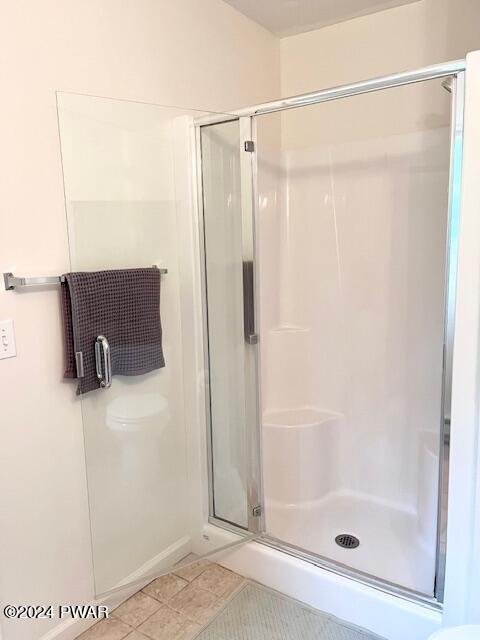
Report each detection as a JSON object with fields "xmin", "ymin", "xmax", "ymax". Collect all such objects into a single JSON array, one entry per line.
[{"xmin": 61, "ymin": 268, "xmax": 165, "ymax": 395}]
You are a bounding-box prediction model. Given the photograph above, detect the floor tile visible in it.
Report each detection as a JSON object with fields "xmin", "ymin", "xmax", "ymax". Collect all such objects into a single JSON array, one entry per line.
[
  {"xmin": 138, "ymin": 605, "xmax": 200, "ymax": 640},
  {"xmin": 78, "ymin": 617, "xmax": 132, "ymax": 640},
  {"xmin": 175, "ymin": 553, "xmax": 199, "ymax": 565},
  {"xmin": 113, "ymin": 591, "xmax": 161, "ymax": 627},
  {"xmin": 168, "ymin": 581, "xmax": 222, "ymax": 625},
  {"xmin": 173, "ymin": 558, "xmax": 210, "ymax": 582},
  {"xmin": 78, "ymin": 564, "xmax": 243, "ymax": 640},
  {"xmin": 124, "ymin": 632, "xmax": 149, "ymax": 640},
  {"xmin": 193, "ymin": 564, "xmax": 244, "ymax": 598},
  {"xmin": 142, "ymin": 573, "xmax": 188, "ymax": 603}
]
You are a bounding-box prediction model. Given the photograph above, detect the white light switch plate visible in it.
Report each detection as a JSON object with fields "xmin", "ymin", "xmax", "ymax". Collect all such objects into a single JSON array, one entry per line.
[{"xmin": 0, "ymin": 319, "xmax": 17, "ymax": 359}]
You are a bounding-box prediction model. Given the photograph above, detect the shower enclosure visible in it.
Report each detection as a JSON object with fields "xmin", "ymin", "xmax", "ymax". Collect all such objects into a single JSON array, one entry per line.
[
  {"xmin": 56, "ymin": 59, "xmax": 464, "ymax": 612},
  {"xmin": 197, "ymin": 61, "xmax": 464, "ymax": 606}
]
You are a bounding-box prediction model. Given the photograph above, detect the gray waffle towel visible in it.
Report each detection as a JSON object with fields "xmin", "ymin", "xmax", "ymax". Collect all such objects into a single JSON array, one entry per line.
[{"xmin": 61, "ymin": 268, "xmax": 165, "ymax": 395}]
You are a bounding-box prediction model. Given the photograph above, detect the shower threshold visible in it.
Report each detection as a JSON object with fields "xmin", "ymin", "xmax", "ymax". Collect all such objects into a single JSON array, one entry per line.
[
  {"xmin": 209, "ymin": 514, "xmax": 441, "ymax": 612},
  {"xmin": 255, "ymin": 533, "xmax": 441, "ymax": 612}
]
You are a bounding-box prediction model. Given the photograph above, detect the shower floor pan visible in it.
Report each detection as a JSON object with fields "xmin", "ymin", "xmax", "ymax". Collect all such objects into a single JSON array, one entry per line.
[{"xmin": 264, "ymin": 490, "xmax": 435, "ymax": 596}]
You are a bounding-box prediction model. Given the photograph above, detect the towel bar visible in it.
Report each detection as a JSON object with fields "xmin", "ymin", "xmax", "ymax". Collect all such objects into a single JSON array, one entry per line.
[{"xmin": 3, "ymin": 267, "xmax": 168, "ymax": 291}]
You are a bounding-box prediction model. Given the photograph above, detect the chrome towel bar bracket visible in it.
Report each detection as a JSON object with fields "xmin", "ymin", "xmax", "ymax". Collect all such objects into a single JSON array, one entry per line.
[
  {"xmin": 3, "ymin": 272, "xmax": 65, "ymax": 289},
  {"xmin": 3, "ymin": 267, "xmax": 168, "ymax": 291}
]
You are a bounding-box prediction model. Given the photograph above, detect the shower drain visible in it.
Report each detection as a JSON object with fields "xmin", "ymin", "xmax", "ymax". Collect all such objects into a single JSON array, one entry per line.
[{"xmin": 335, "ymin": 534, "xmax": 360, "ymax": 549}]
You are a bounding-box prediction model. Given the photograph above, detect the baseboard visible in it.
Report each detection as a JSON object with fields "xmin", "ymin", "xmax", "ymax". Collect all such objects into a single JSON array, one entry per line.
[
  {"xmin": 40, "ymin": 535, "xmax": 191, "ymax": 640},
  {"xmin": 113, "ymin": 535, "xmax": 191, "ymax": 588}
]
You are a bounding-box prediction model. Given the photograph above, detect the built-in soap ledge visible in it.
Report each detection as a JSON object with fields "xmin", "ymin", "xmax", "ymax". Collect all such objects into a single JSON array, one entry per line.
[{"xmin": 263, "ymin": 407, "xmax": 344, "ymax": 503}]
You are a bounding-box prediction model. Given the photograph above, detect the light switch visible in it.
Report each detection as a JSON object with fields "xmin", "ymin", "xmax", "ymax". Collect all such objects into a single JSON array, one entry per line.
[{"xmin": 0, "ymin": 319, "xmax": 16, "ymax": 360}]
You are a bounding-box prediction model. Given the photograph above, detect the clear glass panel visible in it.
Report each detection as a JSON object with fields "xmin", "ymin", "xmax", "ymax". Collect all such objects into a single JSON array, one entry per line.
[
  {"xmin": 200, "ymin": 120, "xmax": 260, "ymax": 530},
  {"xmin": 256, "ymin": 79, "xmax": 451, "ymax": 596},
  {"xmin": 57, "ymin": 94, "xmax": 257, "ymax": 596}
]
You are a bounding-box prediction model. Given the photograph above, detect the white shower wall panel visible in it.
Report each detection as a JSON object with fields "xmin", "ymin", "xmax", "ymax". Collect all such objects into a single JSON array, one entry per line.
[
  {"xmin": 258, "ymin": 97, "xmax": 449, "ymax": 569},
  {"xmin": 327, "ymin": 129, "xmax": 447, "ymax": 509}
]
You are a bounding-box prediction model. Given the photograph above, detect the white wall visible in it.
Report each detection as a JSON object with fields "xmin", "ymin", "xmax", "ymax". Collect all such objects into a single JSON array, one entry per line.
[
  {"xmin": 0, "ymin": 3, "xmax": 279, "ymax": 639},
  {"xmin": 281, "ymin": 0, "xmax": 480, "ymax": 96}
]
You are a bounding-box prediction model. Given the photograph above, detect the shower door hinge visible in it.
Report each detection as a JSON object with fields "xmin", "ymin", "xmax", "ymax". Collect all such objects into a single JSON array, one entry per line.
[
  {"xmin": 252, "ymin": 505, "xmax": 262, "ymax": 518},
  {"xmin": 244, "ymin": 140, "xmax": 255, "ymax": 153}
]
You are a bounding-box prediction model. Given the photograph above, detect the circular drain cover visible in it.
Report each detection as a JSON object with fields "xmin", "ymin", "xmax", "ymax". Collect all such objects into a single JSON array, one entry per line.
[{"xmin": 335, "ymin": 534, "xmax": 360, "ymax": 549}]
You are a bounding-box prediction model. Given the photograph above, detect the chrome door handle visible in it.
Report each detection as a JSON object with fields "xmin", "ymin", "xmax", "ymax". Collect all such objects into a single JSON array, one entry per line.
[{"xmin": 95, "ymin": 335, "xmax": 112, "ymax": 389}]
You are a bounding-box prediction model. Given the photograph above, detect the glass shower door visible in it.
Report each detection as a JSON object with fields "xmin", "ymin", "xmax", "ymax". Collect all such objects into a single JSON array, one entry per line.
[
  {"xmin": 254, "ymin": 76, "xmax": 457, "ymax": 598},
  {"xmin": 198, "ymin": 118, "xmax": 261, "ymax": 533},
  {"xmin": 57, "ymin": 94, "xmax": 260, "ymax": 597}
]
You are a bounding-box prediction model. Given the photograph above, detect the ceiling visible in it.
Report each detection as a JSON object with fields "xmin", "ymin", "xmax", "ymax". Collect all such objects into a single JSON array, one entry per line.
[{"xmin": 223, "ymin": 0, "xmax": 421, "ymax": 37}]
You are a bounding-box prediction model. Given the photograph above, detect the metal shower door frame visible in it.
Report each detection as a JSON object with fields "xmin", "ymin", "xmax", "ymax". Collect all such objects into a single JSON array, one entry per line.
[
  {"xmin": 195, "ymin": 117, "xmax": 265, "ymax": 539},
  {"xmin": 196, "ymin": 60, "xmax": 466, "ymax": 610}
]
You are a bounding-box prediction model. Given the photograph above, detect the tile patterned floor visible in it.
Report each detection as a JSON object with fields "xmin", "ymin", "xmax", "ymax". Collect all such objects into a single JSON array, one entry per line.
[{"xmin": 78, "ymin": 559, "xmax": 245, "ymax": 640}]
